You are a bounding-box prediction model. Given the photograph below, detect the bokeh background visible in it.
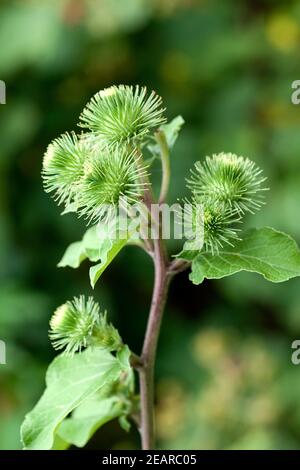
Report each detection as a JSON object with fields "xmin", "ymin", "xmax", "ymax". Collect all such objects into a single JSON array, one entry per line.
[{"xmin": 1, "ymin": 0, "xmax": 300, "ymax": 450}]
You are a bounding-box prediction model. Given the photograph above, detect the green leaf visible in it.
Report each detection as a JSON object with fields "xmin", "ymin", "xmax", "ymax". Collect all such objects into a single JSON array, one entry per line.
[
  {"xmin": 56, "ymin": 396, "xmax": 122, "ymax": 448},
  {"xmin": 89, "ymin": 227, "xmax": 129, "ymax": 288},
  {"xmin": 116, "ymin": 345, "xmax": 135, "ymax": 393},
  {"xmin": 58, "ymin": 224, "xmax": 130, "ymax": 287},
  {"xmin": 21, "ymin": 347, "xmax": 124, "ymax": 450},
  {"xmin": 55, "ymin": 346, "xmax": 135, "ymax": 448},
  {"xmin": 185, "ymin": 227, "xmax": 300, "ymax": 285},
  {"xmin": 148, "ymin": 115, "xmax": 184, "ymax": 155},
  {"xmin": 58, "ymin": 226, "xmax": 101, "ymax": 269},
  {"xmin": 119, "ymin": 415, "xmax": 131, "ymax": 433},
  {"xmin": 160, "ymin": 115, "xmax": 185, "ymax": 150},
  {"xmin": 51, "ymin": 434, "xmax": 70, "ymax": 450},
  {"xmin": 82, "ymin": 225, "xmax": 102, "ymax": 262},
  {"xmin": 57, "ymin": 241, "xmax": 86, "ymax": 268}
]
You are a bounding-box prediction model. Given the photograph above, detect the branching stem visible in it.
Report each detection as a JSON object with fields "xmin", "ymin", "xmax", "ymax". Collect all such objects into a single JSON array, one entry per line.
[
  {"xmin": 136, "ymin": 130, "xmax": 189, "ymax": 449},
  {"xmin": 138, "ymin": 235, "xmax": 170, "ymax": 449}
]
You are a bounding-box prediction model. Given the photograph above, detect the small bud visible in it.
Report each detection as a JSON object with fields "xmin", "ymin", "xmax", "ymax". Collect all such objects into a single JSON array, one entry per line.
[
  {"xmin": 79, "ymin": 85, "xmax": 166, "ymax": 147},
  {"xmin": 49, "ymin": 296, "xmax": 122, "ymax": 355},
  {"xmin": 49, "ymin": 296, "xmax": 100, "ymax": 355},
  {"xmin": 92, "ymin": 312, "xmax": 122, "ymax": 352}
]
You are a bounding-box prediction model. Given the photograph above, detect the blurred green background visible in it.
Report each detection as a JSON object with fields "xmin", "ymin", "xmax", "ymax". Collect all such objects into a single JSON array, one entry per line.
[{"xmin": 1, "ymin": 0, "xmax": 300, "ymax": 450}]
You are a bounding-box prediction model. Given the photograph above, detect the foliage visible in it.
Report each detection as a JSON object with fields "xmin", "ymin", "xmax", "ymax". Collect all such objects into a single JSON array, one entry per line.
[
  {"xmin": 21, "ymin": 346, "xmax": 133, "ymax": 449},
  {"xmin": 2, "ymin": 0, "xmax": 300, "ymax": 451},
  {"xmin": 20, "ymin": 76, "xmax": 300, "ymax": 450},
  {"xmin": 180, "ymin": 227, "xmax": 300, "ymax": 284}
]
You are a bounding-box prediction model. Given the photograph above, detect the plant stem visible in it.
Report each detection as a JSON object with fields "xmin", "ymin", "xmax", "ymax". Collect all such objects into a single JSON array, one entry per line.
[
  {"xmin": 168, "ymin": 258, "xmax": 191, "ymax": 275},
  {"xmin": 155, "ymin": 131, "xmax": 170, "ymax": 204},
  {"xmin": 136, "ymin": 131, "xmax": 174, "ymax": 449},
  {"xmin": 138, "ymin": 234, "xmax": 170, "ymax": 450}
]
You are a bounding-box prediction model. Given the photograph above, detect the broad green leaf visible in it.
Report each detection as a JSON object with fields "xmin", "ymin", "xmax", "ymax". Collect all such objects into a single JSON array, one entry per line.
[
  {"xmin": 56, "ymin": 396, "xmax": 122, "ymax": 448},
  {"xmin": 185, "ymin": 227, "xmax": 300, "ymax": 285},
  {"xmin": 21, "ymin": 347, "xmax": 124, "ymax": 450},
  {"xmin": 57, "ymin": 241, "xmax": 86, "ymax": 268},
  {"xmin": 55, "ymin": 346, "xmax": 135, "ymax": 448}
]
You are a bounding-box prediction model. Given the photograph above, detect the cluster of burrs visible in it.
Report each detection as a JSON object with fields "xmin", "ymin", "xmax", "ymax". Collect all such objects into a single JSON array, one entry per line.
[
  {"xmin": 187, "ymin": 152, "xmax": 268, "ymax": 254},
  {"xmin": 44, "ymin": 87, "xmax": 268, "ymax": 355},
  {"xmin": 42, "ymin": 85, "xmax": 166, "ymax": 222}
]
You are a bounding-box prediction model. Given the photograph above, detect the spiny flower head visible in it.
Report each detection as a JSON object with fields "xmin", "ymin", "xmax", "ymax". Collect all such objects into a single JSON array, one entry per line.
[
  {"xmin": 188, "ymin": 198, "xmax": 241, "ymax": 255},
  {"xmin": 202, "ymin": 202, "xmax": 241, "ymax": 254},
  {"xmin": 78, "ymin": 146, "xmax": 149, "ymax": 222},
  {"xmin": 42, "ymin": 132, "xmax": 90, "ymax": 206},
  {"xmin": 49, "ymin": 296, "xmax": 100, "ymax": 355},
  {"xmin": 78, "ymin": 85, "xmax": 166, "ymax": 147},
  {"xmin": 49, "ymin": 296, "xmax": 122, "ymax": 355},
  {"xmin": 187, "ymin": 153, "xmax": 267, "ymax": 214}
]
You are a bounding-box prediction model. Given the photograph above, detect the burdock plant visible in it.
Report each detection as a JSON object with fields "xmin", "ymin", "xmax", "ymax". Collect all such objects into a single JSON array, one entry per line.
[{"xmin": 21, "ymin": 85, "xmax": 300, "ymax": 450}]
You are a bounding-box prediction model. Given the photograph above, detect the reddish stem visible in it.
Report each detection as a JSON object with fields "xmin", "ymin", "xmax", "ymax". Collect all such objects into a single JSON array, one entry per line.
[{"xmin": 138, "ymin": 233, "xmax": 170, "ymax": 449}]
